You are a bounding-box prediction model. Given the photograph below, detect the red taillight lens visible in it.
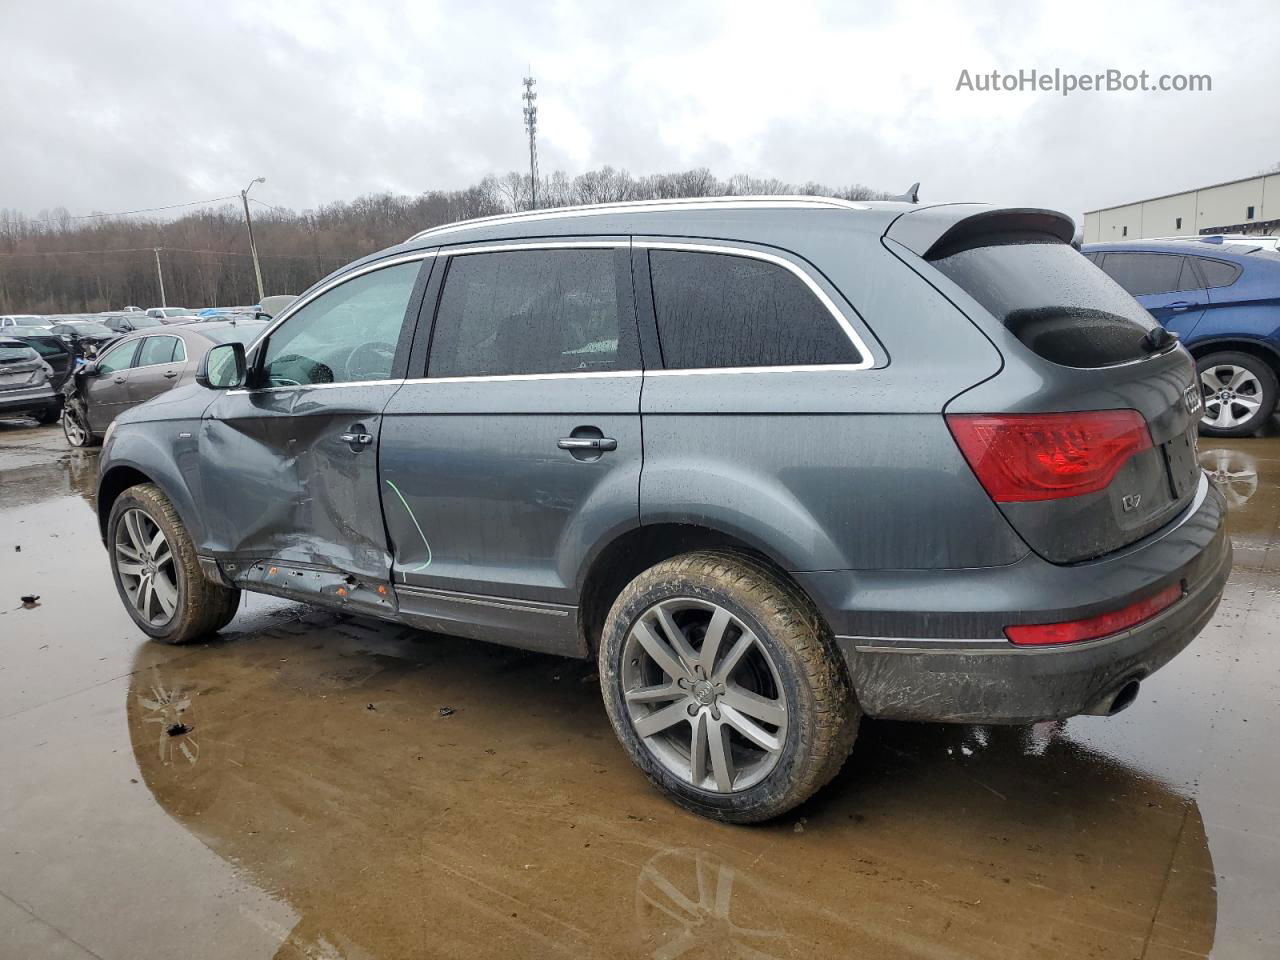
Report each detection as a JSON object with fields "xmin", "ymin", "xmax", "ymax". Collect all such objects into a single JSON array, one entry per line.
[
  {"xmin": 1005, "ymin": 583, "xmax": 1182, "ymax": 646},
  {"xmin": 947, "ymin": 410, "xmax": 1152, "ymax": 502}
]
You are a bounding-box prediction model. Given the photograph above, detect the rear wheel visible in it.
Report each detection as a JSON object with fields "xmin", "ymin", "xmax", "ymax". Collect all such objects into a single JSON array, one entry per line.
[
  {"xmin": 599, "ymin": 551, "xmax": 858, "ymax": 823},
  {"xmin": 107, "ymin": 483, "xmax": 241, "ymax": 644},
  {"xmin": 34, "ymin": 403, "xmax": 61, "ymax": 425},
  {"xmin": 1197, "ymin": 351, "xmax": 1278, "ymax": 437}
]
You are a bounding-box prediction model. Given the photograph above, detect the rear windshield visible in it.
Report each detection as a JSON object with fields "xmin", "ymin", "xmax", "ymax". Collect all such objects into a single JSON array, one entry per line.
[
  {"xmin": 68, "ymin": 323, "xmax": 114, "ymax": 336},
  {"xmin": 0, "ymin": 345, "xmax": 38, "ymax": 362},
  {"xmin": 930, "ymin": 233, "xmax": 1160, "ymax": 368}
]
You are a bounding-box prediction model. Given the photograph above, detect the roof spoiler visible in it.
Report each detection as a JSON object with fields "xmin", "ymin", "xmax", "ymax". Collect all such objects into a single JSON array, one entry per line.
[{"xmin": 884, "ymin": 205, "xmax": 1076, "ymax": 259}]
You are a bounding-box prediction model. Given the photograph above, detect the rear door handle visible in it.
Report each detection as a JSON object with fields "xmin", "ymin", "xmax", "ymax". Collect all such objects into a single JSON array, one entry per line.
[
  {"xmin": 340, "ymin": 432, "xmax": 374, "ymax": 447},
  {"xmin": 1169, "ymin": 300, "xmax": 1193, "ymax": 312},
  {"xmin": 163, "ymin": 370, "xmax": 178, "ymax": 379},
  {"xmin": 558, "ymin": 437, "xmax": 617, "ymax": 451},
  {"xmin": 113, "ymin": 376, "xmax": 126, "ymax": 384}
]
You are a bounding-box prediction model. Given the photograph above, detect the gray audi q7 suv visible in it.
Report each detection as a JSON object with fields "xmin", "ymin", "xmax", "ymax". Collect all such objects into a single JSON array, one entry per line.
[{"xmin": 95, "ymin": 196, "xmax": 1231, "ymax": 822}]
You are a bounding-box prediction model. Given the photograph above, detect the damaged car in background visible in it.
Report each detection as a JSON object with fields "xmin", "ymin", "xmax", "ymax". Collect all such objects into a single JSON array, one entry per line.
[
  {"xmin": 94, "ymin": 197, "xmax": 1231, "ymax": 822},
  {"xmin": 0, "ymin": 335, "xmax": 61, "ymax": 424},
  {"xmin": 63, "ymin": 318, "xmax": 266, "ymax": 447}
]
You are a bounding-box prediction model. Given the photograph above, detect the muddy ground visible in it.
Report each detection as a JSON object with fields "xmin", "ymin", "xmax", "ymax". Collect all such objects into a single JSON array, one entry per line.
[{"xmin": 0, "ymin": 420, "xmax": 1277, "ymax": 959}]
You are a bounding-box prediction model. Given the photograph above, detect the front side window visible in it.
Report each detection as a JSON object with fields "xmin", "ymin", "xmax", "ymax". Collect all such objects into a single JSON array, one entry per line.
[
  {"xmin": 136, "ymin": 335, "xmax": 180, "ymax": 366},
  {"xmin": 428, "ymin": 248, "xmax": 636, "ymax": 377},
  {"xmin": 648, "ymin": 250, "xmax": 860, "ymax": 369},
  {"xmin": 95, "ymin": 340, "xmax": 138, "ymax": 375},
  {"xmin": 261, "ymin": 261, "xmax": 420, "ymax": 386}
]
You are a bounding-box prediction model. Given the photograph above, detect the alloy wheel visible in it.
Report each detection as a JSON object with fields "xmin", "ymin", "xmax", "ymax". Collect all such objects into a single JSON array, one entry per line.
[
  {"xmin": 1200, "ymin": 364, "xmax": 1263, "ymax": 430},
  {"xmin": 115, "ymin": 508, "xmax": 180, "ymax": 625},
  {"xmin": 621, "ymin": 598, "xmax": 788, "ymax": 794},
  {"xmin": 62, "ymin": 407, "xmax": 88, "ymax": 446}
]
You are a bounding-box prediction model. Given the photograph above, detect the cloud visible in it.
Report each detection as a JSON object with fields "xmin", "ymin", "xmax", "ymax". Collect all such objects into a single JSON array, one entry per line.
[{"xmin": 1, "ymin": 0, "xmax": 1276, "ymax": 224}]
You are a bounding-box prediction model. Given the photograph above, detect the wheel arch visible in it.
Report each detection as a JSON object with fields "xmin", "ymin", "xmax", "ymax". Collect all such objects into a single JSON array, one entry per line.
[
  {"xmin": 575, "ymin": 522, "xmax": 826, "ymax": 656},
  {"xmin": 1186, "ymin": 336, "xmax": 1280, "ymax": 381}
]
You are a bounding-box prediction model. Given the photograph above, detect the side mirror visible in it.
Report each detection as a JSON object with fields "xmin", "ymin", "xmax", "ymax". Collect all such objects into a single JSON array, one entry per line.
[{"xmin": 197, "ymin": 342, "xmax": 247, "ymax": 389}]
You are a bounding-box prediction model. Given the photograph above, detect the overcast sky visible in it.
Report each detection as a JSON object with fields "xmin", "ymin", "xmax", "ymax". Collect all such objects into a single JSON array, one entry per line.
[{"xmin": 3, "ymin": 0, "xmax": 1277, "ymax": 226}]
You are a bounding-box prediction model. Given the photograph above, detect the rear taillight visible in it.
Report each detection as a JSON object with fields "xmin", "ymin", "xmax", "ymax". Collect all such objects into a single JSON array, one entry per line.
[
  {"xmin": 947, "ymin": 410, "xmax": 1152, "ymax": 502},
  {"xmin": 1005, "ymin": 583, "xmax": 1182, "ymax": 646}
]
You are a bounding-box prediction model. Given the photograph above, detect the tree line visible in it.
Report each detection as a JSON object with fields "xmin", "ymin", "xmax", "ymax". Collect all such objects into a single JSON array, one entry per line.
[{"xmin": 0, "ymin": 167, "xmax": 890, "ymax": 314}]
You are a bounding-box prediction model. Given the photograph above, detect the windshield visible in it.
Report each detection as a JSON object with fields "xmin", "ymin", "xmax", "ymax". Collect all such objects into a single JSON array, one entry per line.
[
  {"xmin": 14, "ymin": 316, "xmax": 47, "ymax": 326},
  {"xmin": 129, "ymin": 316, "xmax": 164, "ymax": 328},
  {"xmin": 65, "ymin": 323, "xmax": 114, "ymax": 336},
  {"xmin": 204, "ymin": 322, "xmax": 268, "ymax": 345}
]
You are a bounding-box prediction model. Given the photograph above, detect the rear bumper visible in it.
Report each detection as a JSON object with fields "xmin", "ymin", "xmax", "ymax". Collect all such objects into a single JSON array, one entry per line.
[
  {"xmin": 0, "ymin": 384, "xmax": 58, "ymax": 418},
  {"xmin": 797, "ymin": 474, "xmax": 1231, "ymax": 723}
]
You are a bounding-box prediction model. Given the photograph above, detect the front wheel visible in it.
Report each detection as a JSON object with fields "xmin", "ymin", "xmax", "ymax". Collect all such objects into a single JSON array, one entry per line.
[
  {"xmin": 599, "ymin": 551, "xmax": 858, "ymax": 823},
  {"xmin": 1197, "ymin": 351, "xmax": 1278, "ymax": 437},
  {"xmin": 107, "ymin": 483, "xmax": 241, "ymax": 644},
  {"xmin": 62, "ymin": 401, "xmax": 98, "ymax": 447}
]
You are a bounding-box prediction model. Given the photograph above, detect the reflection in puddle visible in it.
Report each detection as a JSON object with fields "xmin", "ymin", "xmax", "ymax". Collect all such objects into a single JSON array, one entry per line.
[
  {"xmin": 636, "ymin": 849, "xmax": 785, "ymax": 959},
  {"xmin": 1200, "ymin": 447, "xmax": 1259, "ymax": 508},
  {"xmin": 125, "ymin": 620, "xmax": 1218, "ymax": 958}
]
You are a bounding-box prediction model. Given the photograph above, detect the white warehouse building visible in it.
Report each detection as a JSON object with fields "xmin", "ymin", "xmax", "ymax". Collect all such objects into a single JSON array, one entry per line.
[{"xmin": 1082, "ymin": 172, "xmax": 1280, "ymax": 243}]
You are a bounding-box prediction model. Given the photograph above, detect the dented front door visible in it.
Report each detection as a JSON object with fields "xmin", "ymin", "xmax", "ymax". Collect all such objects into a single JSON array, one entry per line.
[{"xmin": 198, "ymin": 256, "xmax": 430, "ymax": 586}]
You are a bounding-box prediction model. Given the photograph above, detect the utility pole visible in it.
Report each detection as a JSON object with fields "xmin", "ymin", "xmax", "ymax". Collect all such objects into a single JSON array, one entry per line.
[
  {"xmin": 240, "ymin": 176, "xmax": 267, "ymax": 302},
  {"xmin": 522, "ymin": 74, "xmax": 538, "ymax": 210},
  {"xmin": 153, "ymin": 247, "xmax": 166, "ymax": 307}
]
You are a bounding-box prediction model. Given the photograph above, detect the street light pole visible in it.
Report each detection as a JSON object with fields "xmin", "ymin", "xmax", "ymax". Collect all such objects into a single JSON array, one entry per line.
[
  {"xmin": 153, "ymin": 247, "xmax": 166, "ymax": 307},
  {"xmin": 240, "ymin": 177, "xmax": 266, "ymax": 302}
]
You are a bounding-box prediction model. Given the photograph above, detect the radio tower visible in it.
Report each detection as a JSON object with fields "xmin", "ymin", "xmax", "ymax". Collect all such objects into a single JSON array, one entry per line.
[{"xmin": 522, "ymin": 73, "xmax": 539, "ymax": 210}]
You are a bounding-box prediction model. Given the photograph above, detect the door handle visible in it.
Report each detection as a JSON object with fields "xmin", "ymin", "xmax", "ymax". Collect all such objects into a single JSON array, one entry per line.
[
  {"xmin": 113, "ymin": 376, "xmax": 126, "ymax": 384},
  {"xmin": 1169, "ymin": 300, "xmax": 1193, "ymax": 312},
  {"xmin": 558, "ymin": 437, "xmax": 617, "ymax": 452},
  {"xmin": 163, "ymin": 371, "xmax": 178, "ymax": 379},
  {"xmin": 340, "ymin": 432, "xmax": 374, "ymax": 447}
]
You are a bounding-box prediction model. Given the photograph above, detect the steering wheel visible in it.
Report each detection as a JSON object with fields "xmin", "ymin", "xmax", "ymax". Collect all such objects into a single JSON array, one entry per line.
[{"xmin": 344, "ymin": 341, "xmax": 397, "ymax": 382}]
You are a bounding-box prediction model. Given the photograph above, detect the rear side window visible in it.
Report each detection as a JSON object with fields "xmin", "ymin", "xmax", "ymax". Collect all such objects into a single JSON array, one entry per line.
[
  {"xmin": 1194, "ymin": 257, "xmax": 1241, "ymax": 289},
  {"xmin": 428, "ymin": 248, "xmax": 637, "ymax": 377},
  {"xmin": 931, "ymin": 236, "xmax": 1159, "ymax": 368},
  {"xmin": 137, "ymin": 336, "xmax": 179, "ymax": 366},
  {"xmin": 1098, "ymin": 252, "xmax": 1191, "ymax": 296},
  {"xmin": 648, "ymin": 250, "xmax": 860, "ymax": 369}
]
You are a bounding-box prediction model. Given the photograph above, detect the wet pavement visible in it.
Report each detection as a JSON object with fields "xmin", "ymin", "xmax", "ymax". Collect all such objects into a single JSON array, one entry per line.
[{"xmin": 1, "ymin": 418, "xmax": 1278, "ymax": 959}]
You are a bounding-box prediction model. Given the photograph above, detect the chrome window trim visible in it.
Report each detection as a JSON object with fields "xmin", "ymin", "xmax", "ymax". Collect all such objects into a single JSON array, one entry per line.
[
  {"xmin": 401, "ymin": 369, "xmax": 641, "ymax": 386},
  {"xmin": 438, "ymin": 239, "xmax": 626, "ymax": 256},
  {"xmin": 228, "ymin": 378, "xmax": 406, "ymax": 396},
  {"xmin": 636, "ymin": 239, "xmax": 876, "ymax": 371},
  {"xmin": 406, "ymin": 196, "xmax": 873, "ymax": 242}
]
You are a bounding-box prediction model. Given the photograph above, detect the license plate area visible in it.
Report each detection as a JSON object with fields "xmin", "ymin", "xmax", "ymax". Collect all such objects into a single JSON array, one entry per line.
[{"xmin": 1162, "ymin": 427, "xmax": 1200, "ymax": 501}]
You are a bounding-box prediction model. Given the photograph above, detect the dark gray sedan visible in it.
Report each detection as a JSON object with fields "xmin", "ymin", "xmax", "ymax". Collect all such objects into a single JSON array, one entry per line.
[{"xmin": 63, "ymin": 319, "xmax": 266, "ymax": 446}]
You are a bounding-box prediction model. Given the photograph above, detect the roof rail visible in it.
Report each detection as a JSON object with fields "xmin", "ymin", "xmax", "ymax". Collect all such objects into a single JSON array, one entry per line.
[{"xmin": 405, "ymin": 194, "xmax": 875, "ymax": 243}]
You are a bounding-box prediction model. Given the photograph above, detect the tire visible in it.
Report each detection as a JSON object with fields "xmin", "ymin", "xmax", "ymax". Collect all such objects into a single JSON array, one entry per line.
[
  {"xmin": 34, "ymin": 403, "xmax": 61, "ymax": 425},
  {"xmin": 1197, "ymin": 351, "xmax": 1278, "ymax": 438},
  {"xmin": 107, "ymin": 483, "xmax": 241, "ymax": 644},
  {"xmin": 599, "ymin": 550, "xmax": 858, "ymax": 823},
  {"xmin": 62, "ymin": 401, "xmax": 98, "ymax": 447}
]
